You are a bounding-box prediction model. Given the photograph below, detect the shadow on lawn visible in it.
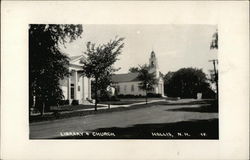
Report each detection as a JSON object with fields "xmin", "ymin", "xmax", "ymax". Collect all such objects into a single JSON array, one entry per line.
[
  {"xmin": 164, "ymin": 99, "xmax": 218, "ymax": 113},
  {"xmin": 167, "ymin": 104, "xmax": 218, "ymax": 113},
  {"xmin": 55, "ymin": 118, "xmax": 218, "ymax": 139},
  {"xmin": 163, "ymin": 99, "xmax": 218, "ymax": 106}
]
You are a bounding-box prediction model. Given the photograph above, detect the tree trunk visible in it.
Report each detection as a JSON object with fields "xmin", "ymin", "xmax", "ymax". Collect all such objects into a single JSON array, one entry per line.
[
  {"xmin": 145, "ymin": 90, "xmax": 148, "ymax": 104},
  {"xmin": 41, "ymin": 102, "xmax": 45, "ymax": 116}
]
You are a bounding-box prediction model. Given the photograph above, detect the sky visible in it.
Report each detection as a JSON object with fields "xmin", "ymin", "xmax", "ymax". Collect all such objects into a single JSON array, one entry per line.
[{"xmin": 61, "ymin": 24, "xmax": 218, "ymax": 75}]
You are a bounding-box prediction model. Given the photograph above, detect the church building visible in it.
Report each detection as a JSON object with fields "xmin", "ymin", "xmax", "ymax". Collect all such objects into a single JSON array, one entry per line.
[
  {"xmin": 112, "ymin": 51, "xmax": 164, "ymax": 96},
  {"xmin": 59, "ymin": 51, "xmax": 164, "ymax": 104}
]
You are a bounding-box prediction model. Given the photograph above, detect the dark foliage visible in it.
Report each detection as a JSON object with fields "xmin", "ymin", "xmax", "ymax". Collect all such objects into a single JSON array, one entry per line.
[
  {"xmin": 29, "ymin": 24, "xmax": 83, "ymax": 115},
  {"xmin": 163, "ymin": 71, "xmax": 174, "ymax": 94},
  {"xmin": 117, "ymin": 93, "xmax": 161, "ymax": 98},
  {"xmin": 71, "ymin": 99, "xmax": 79, "ymax": 105},
  {"xmin": 99, "ymin": 94, "xmax": 120, "ymax": 102},
  {"xmin": 117, "ymin": 94, "xmax": 144, "ymax": 98},
  {"xmin": 58, "ymin": 100, "xmax": 70, "ymax": 105},
  {"xmin": 81, "ymin": 37, "xmax": 124, "ymax": 111},
  {"xmin": 129, "ymin": 67, "xmax": 140, "ymax": 73},
  {"xmin": 147, "ymin": 93, "xmax": 162, "ymax": 98},
  {"xmin": 137, "ymin": 64, "xmax": 158, "ymax": 104},
  {"xmin": 164, "ymin": 68, "xmax": 215, "ymax": 98}
]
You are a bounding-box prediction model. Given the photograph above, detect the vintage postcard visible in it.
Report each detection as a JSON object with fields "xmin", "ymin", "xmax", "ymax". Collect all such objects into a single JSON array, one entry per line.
[
  {"xmin": 29, "ymin": 24, "xmax": 219, "ymax": 140},
  {"xmin": 1, "ymin": 1, "xmax": 249, "ymax": 160}
]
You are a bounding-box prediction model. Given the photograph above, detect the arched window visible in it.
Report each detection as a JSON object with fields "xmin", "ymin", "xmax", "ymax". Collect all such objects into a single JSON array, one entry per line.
[{"xmin": 151, "ymin": 61, "xmax": 154, "ymax": 67}]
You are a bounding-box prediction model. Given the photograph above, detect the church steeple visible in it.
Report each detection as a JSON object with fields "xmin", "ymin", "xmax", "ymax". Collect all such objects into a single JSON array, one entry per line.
[
  {"xmin": 149, "ymin": 50, "xmax": 159, "ymax": 77},
  {"xmin": 149, "ymin": 50, "xmax": 158, "ymax": 69}
]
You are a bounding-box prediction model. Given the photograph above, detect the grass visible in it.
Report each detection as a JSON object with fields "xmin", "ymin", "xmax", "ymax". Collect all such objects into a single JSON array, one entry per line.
[
  {"xmin": 30, "ymin": 101, "xmax": 157, "ymax": 123},
  {"xmin": 167, "ymin": 103, "xmax": 218, "ymax": 113},
  {"xmin": 99, "ymin": 97, "xmax": 163, "ymax": 105},
  {"xmin": 99, "ymin": 101, "xmax": 143, "ymax": 105},
  {"xmin": 50, "ymin": 104, "xmax": 106, "ymax": 111}
]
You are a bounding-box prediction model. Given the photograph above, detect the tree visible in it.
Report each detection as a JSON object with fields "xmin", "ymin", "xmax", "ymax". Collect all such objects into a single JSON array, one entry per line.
[
  {"xmin": 29, "ymin": 24, "xmax": 83, "ymax": 115},
  {"xmin": 165, "ymin": 68, "xmax": 214, "ymax": 98},
  {"xmin": 209, "ymin": 30, "xmax": 219, "ymax": 99},
  {"xmin": 137, "ymin": 64, "xmax": 158, "ymax": 104},
  {"xmin": 81, "ymin": 37, "xmax": 124, "ymax": 111},
  {"xmin": 129, "ymin": 67, "xmax": 140, "ymax": 73},
  {"xmin": 163, "ymin": 71, "xmax": 174, "ymax": 95}
]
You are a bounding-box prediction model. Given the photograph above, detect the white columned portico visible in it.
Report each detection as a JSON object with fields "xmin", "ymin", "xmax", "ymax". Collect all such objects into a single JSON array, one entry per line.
[
  {"xmin": 161, "ymin": 83, "xmax": 164, "ymax": 96},
  {"xmin": 82, "ymin": 76, "xmax": 85, "ymax": 102},
  {"xmin": 88, "ymin": 78, "xmax": 91, "ymax": 99},
  {"xmin": 73, "ymin": 70, "xmax": 78, "ymax": 100},
  {"xmin": 67, "ymin": 70, "xmax": 71, "ymax": 100},
  {"xmin": 62, "ymin": 55, "xmax": 95, "ymax": 104}
]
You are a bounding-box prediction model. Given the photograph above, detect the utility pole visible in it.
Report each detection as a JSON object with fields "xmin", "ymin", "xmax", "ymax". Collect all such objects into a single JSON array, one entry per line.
[{"xmin": 209, "ymin": 59, "xmax": 218, "ymax": 99}]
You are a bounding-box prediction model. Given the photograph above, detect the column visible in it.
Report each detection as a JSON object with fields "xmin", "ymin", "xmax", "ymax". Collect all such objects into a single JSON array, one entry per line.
[
  {"xmin": 74, "ymin": 70, "xmax": 78, "ymax": 100},
  {"xmin": 88, "ymin": 78, "xmax": 91, "ymax": 99},
  {"xmin": 82, "ymin": 76, "xmax": 85, "ymax": 101},
  {"xmin": 162, "ymin": 83, "xmax": 165, "ymax": 96},
  {"xmin": 67, "ymin": 71, "xmax": 71, "ymax": 100}
]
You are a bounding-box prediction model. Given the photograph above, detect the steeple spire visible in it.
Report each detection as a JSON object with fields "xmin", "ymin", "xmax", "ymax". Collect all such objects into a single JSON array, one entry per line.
[{"xmin": 149, "ymin": 50, "xmax": 159, "ymax": 78}]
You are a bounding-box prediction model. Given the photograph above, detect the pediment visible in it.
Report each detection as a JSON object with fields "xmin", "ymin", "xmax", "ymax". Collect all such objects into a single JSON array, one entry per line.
[{"xmin": 69, "ymin": 55, "xmax": 86, "ymax": 66}]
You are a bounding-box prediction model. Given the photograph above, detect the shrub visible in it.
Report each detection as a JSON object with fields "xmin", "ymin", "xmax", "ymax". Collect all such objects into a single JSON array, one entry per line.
[
  {"xmin": 99, "ymin": 95, "xmax": 120, "ymax": 102},
  {"xmin": 116, "ymin": 93, "xmax": 162, "ymax": 98},
  {"xmin": 110, "ymin": 96, "xmax": 120, "ymax": 101},
  {"xmin": 117, "ymin": 94, "xmax": 145, "ymax": 98},
  {"xmin": 59, "ymin": 100, "xmax": 70, "ymax": 105},
  {"xmin": 147, "ymin": 93, "xmax": 162, "ymax": 97},
  {"xmin": 65, "ymin": 100, "xmax": 70, "ymax": 105},
  {"xmin": 53, "ymin": 110, "xmax": 60, "ymax": 118},
  {"xmin": 117, "ymin": 94, "xmax": 124, "ymax": 98},
  {"xmin": 71, "ymin": 99, "xmax": 79, "ymax": 105},
  {"xmin": 201, "ymin": 88, "xmax": 216, "ymax": 99}
]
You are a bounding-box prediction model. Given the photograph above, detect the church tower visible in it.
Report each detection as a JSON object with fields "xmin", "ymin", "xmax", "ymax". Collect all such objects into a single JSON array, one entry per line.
[{"xmin": 149, "ymin": 50, "xmax": 159, "ymax": 78}]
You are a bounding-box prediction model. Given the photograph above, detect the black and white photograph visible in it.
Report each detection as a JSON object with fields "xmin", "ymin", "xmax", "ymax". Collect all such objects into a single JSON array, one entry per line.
[
  {"xmin": 1, "ymin": 1, "xmax": 249, "ymax": 159},
  {"xmin": 29, "ymin": 24, "xmax": 219, "ymax": 139}
]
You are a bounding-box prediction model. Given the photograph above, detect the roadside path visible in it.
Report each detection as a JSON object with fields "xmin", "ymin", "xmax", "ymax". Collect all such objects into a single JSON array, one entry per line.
[{"xmin": 31, "ymin": 99, "xmax": 166, "ymax": 116}]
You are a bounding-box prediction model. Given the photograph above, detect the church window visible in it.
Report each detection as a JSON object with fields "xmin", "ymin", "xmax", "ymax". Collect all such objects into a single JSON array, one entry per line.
[
  {"xmin": 151, "ymin": 61, "xmax": 154, "ymax": 67},
  {"xmin": 124, "ymin": 85, "xmax": 127, "ymax": 92},
  {"xmin": 137, "ymin": 85, "xmax": 141, "ymax": 91},
  {"xmin": 117, "ymin": 86, "xmax": 120, "ymax": 93},
  {"xmin": 131, "ymin": 85, "xmax": 134, "ymax": 92}
]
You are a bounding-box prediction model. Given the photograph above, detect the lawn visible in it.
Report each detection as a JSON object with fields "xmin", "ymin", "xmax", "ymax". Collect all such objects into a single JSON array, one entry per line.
[
  {"xmin": 99, "ymin": 100, "xmax": 144, "ymax": 105},
  {"xmin": 30, "ymin": 101, "xmax": 158, "ymax": 123},
  {"xmin": 50, "ymin": 104, "xmax": 106, "ymax": 111},
  {"xmin": 100, "ymin": 97, "xmax": 163, "ymax": 105}
]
